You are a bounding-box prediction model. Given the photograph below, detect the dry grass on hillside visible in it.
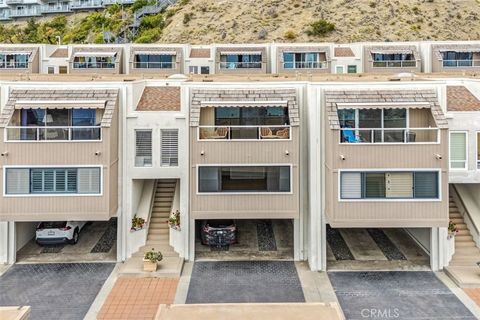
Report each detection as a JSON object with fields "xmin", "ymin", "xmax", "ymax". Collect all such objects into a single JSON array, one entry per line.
[{"xmin": 159, "ymin": 0, "xmax": 480, "ymax": 43}]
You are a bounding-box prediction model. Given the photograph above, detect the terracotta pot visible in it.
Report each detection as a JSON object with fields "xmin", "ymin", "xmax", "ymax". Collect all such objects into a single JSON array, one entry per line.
[{"xmin": 143, "ymin": 259, "xmax": 157, "ymax": 272}]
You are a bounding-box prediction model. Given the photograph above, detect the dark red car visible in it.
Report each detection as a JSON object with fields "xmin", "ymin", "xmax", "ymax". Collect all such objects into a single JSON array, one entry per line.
[{"xmin": 200, "ymin": 220, "xmax": 237, "ymax": 246}]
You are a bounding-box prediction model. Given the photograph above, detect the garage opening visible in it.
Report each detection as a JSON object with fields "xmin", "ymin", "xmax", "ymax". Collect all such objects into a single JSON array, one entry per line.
[
  {"xmin": 326, "ymin": 225, "xmax": 431, "ymax": 271},
  {"xmin": 15, "ymin": 218, "xmax": 117, "ymax": 263},
  {"xmin": 195, "ymin": 219, "xmax": 294, "ymax": 261}
]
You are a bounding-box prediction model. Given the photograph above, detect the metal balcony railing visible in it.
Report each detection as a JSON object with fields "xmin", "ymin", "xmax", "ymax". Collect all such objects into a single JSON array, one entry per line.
[
  {"xmin": 0, "ymin": 9, "xmax": 10, "ymax": 20},
  {"xmin": 442, "ymin": 60, "xmax": 480, "ymax": 68},
  {"xmin": 41, "ymin": 4, "xmax": 71, "ymax": 13},
  {"xmin": 283, "ymin": 61, "xmax": 328, "ymax": 69},
  {"xmin": 339, "ymin": 127, "xmax": 439, "ymax": 144},
  {"xmin": 133, "ymin": 61, "xmax": 175, "ymax": 69},
  {"xmin": 198, "ymin": 125, "xmax": 291, "ymax": 140},
  {"xmin": 0, "ymin": 62, "xmax": 29, "ymax": 69},
  {"xmin": 219, "ymin": 62, "xmax": 263, "ymax": 69},
  {"xmin": 70, "ymin": 0, "xmax": 103, "ymax": 9},
  {"xmin": 10, "ymin": 6, "xmax": 41, "ymax": 17},
  {"xmin": 72, "ymin": 62, "xmax": 116, "ymax": 69},
  {"xmin": 372, "ymin": 60, "xmax": 417, "ymax": 68},
  {"xmin": 5, "ymin": 126, "xmax": 102, "ymax": 141}
]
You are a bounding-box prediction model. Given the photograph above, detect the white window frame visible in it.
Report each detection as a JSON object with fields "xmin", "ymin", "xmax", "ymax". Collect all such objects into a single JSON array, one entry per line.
[
  {"xmin": 3, "ymin": 165, "xmax": 103, "ymax": 197},
  {"xmin": 134, "ymin": 129, "xmax": 153, "ymax": 167},
  {"xmin": 196, "ymin": 164, "xmax": 294, "ymax": 195},
  {"xmin": 449, "ymin": 131, "xmax": 468, "ymax": 170},
  {"xmin": 160, "ymin": 129, "xmax": 179, "ymax": 167},
  {"xmin": 335, "ymin": 65, "xmax": 345, "ymax": 74},
  {"xmin": 338, "ymin": 168, "xmax": 442, "ymax": 202}
]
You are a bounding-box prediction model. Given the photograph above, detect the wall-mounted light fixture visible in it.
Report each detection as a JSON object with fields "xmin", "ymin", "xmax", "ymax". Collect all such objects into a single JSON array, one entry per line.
[
  {"xmin": 95, "ymin": 151, "xmax": 101, "ymax": 156},
  {"xmin": 285, "ymin": 150, "xmax": 289, "ymax": 156},
  {"xmin": 1, "ymin": 151, "xmax": 8, "ymax": 157},
  {"xmin": 200, "ymin": 150, "xmax": 205, "ymax": 156},
  {"xmin": 340, "ymin": 154, "xmax": 346, "ymax": 160},
  {"xmin": 435, "ymin": 154, "xmax": 442, "ymax": 160}
]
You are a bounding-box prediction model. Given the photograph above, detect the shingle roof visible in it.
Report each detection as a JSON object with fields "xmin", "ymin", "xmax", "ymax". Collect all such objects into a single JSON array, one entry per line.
[
  {"xmin": 365, "ymin": 45, "xmax": 420, "ymax": 61},
  {"xmin": 447, "ymin": 86, "xmax": 480, "ymax": 112},
  {"xmin": 0, "ymin": 89, "xmax": 119, "ymax": 127},
  {"xmin": 136, "ymin": 87, "xmax": 181, "ymax": 111},
  {"xmin": 325, "ymin": 89, "xmax": 448, "ymax": 129},
  {"xmin": 50, "ymin": 48, "xmax": 68, "ymax": 58},
  {"xmin": 432, "ymin": 44, "xmax": 480, "ymax": 60},
  {"xmin": 334, "ymin": 47, "xmax": 355, "ymax": 57},
  {"xmin": 190, "ymin": 48, "xmax": 210, "ymax": 58}
]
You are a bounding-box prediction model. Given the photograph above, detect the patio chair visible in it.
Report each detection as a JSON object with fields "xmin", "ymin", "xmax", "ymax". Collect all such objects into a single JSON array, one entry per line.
[
  {"xmin": 260, "ymin": 127, "xmax": 278, "ymax": 139},
  {"xmin": 275, "ymin": 128, "xmax": 290, "ymax": 139},
  {"xmin": 341, "ymin": 129, "xmax": 362, "ymax": 143}
]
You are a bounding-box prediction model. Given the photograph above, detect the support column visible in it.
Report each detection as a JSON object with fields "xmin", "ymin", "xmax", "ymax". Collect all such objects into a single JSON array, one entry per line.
[
  {"xmin": 0, "ymin": 222, "xmax": 8, "ymax": 264},
  {"xmin": 7, "ymin": 222, "xmax": 16, "ymax": 264}
]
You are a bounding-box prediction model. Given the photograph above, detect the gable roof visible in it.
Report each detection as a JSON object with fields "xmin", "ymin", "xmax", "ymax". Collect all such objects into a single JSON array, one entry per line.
[
  {"xmin": 190, "ymin": 48, "xmax": 210, "ymax": 58},
  {"xmin": 447, "ymin": 86, "xmax": 480, "ymax": 112},
  {"xmin": 136, "ymin": 86, "xmax": 181, "ymax": 111},
  {"xmin": 50, "ymin": 48, "xmax": 69, "ymax": 58},
  {"xmin": 334, "ymin": 47, "xmax": 355, "ymax": 57}
]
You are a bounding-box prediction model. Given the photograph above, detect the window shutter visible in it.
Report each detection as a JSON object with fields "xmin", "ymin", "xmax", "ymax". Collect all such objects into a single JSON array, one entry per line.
[
  {"xmin": 340, "ymin": 172, "xmax": 362, "ymax": 199},
  {"xmin": 414, "ymin": 172, "xmax": 439, "ymax": 199},
  {"xmin": 450, "ymin": 132, "xmax": 467, "ymax": 169},
  {"xmin": 135, "ymin": 130, "xmax": 152, "ymax": 167},
  {"xmin": 365, "ymin": 173, "xmax": 386, "ymax": 198},
  {"xmin": 386, "ymin": 172, "xmax": 413, "ymax": 198},
  {"xmin": 31, "ymin": 169, "xmax": 43, "ymax": 193},
  {"xmin": 161, "ymin": 129, "xmax": 178, "ymax": 166},
  {"xmin": 77, "ymin": 168, "xmax": 101, "ymax": 194},
  {"xmin": 6, "ymin": 168, "xmax": 29, "ymax": 194}
]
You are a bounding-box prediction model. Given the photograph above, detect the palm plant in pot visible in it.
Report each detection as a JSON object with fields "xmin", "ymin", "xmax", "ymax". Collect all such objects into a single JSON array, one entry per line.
[{"xmin": 143, "ymin": 248, "xmax": 163, "ymax": 272}]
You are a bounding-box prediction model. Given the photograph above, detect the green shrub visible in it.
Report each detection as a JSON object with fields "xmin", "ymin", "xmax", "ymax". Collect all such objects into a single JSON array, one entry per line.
[
  {"xmin": 134, "ymin": 28, "xmax": 161, "ymax": 43},
  {"xmin": 140, "ymin": 13, "xmax": 164, "ymax": 29},
  {"xmin": 306, "ymin": 19, "xmax": 335, "ymax": 37}
]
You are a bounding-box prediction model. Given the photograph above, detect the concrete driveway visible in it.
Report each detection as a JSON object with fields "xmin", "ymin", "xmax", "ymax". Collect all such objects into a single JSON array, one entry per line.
[
  {"xmin": 186, "ymin": 261, "xmax": 305, "ymax": 303},
  {"xmin": 329, "ymin": 271, "xmax": 476, "ymax": 320},
  {"xmin": 0, "ymin": 263, "xmax": 114, "ymax": 320}
]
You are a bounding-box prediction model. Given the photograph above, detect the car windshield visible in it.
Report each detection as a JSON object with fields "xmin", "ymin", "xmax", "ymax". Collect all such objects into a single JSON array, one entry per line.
[
  {"xmin": 38, "ymin": 221, "xmax": 67, "ymax": 229},
  {"xmin": 208, "ymin": 220, "xmax": 234, "ymax": 228}
]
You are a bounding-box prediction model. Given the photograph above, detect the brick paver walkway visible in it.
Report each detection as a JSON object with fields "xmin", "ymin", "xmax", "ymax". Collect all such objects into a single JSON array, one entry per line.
[
  {"xmin": 98, "ymin": 277, "xmax": 178, "ymax": 320},
  {"xmin": 464, "ymin": 288, "xmax": 480, "ymax": 306}
]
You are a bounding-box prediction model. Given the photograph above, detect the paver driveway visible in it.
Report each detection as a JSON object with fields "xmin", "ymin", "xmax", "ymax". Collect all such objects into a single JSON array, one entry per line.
[
  {"xmin": 0, "ymin": 263, "xmax": 114, "ymax": 320},
  {"xmin": 329, "ymin": 271, "xmax": 475, "ymax": 320},
  {"xmin": 186, "ymin": 261, "xmax": 305, "ymax": 303}
]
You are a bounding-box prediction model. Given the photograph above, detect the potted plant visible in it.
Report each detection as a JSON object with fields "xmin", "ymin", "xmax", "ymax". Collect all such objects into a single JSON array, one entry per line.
[
  {"xmin": 167, "ymin": 210, "xmax": 181, "ymax": 231},
  {"xmin": 448, "ymin": 221, "xmax": 458, "ymax": 239},
  {"xmin": 143, "ymin": 248, "xmax": 163, "ymax": 272},
  {"xmin": 131, "ymin": 214, "xmax": 145, "ymax": 232}
]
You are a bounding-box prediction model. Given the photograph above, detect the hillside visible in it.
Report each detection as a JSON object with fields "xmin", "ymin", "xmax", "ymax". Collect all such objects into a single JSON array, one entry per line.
[
  {"xmin": 1, "ymin": 0, "xmax": 480, "ymax": 44},
  {"xmin": 159, "ymin": 0, "xmax": 480, "ymax": 43}
]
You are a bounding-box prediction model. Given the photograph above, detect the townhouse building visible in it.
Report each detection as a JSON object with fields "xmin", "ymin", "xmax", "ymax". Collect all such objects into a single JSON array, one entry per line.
[{"xmin": 0, "ymin": 42, "xmax": 480, "ymax": 281}]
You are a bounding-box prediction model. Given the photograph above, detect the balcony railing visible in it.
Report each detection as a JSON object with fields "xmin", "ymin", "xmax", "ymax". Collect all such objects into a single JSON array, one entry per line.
[
  {"xmin": 219, "ymin": 62, "xmax": 263, "ymax": 69},
  {"xmin": 339, "ymin": 127, "xmax": 439, "ymax": 144},
  {"xmin": 198, "ymin": 125, "xmax": 291, "ymax": 140},
  {"xmin": 0, "ymin": 10, "xmax": 10, "ymax": 20},
  {"xmin": 442, "ymin": 60, "xmax": 480, "ymax": 68},
  {"xmin": 41, "ymin": 4, "xmax": 71, "ymax": 13},
  {"xmin": 133, "ymin": 61, "xmax": 175, "ymax": 69},
  {"xmin": 372, "ymin": 60, "xmax": 417, "ymax": 68},
  {"xmin": 5, "ymin": 126, "xmax": 101, "ymax": 141},
  {"xmin": 10, "ymin": 7, "xmax": 41, "ymax": 17},
  {"xmin": 5, "ymin": 0, "xmax": 23, "ymax": 4},
  {"xmin": 283, "ymin": 61, "xmax": 328, "ymax": 69},
  {"xmin": 0, "ymin": 62, "xmax": 28, "ymax": 69},
  {"xmin": 103, "ymin": 0, "xmax": 135, "ymax": 4},
  {"xmin": 70, "ymin": 0, "xmax": 103, "ymax": 9},
  {"xmin": 72, "ymin": 62, "xmax": 116, "ymax": 69}
]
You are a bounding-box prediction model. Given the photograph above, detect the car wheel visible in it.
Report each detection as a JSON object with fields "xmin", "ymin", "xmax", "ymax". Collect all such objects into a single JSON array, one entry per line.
[{"xmin": 71, "ymin": 229, "xmax": 79, "ymax": 245}]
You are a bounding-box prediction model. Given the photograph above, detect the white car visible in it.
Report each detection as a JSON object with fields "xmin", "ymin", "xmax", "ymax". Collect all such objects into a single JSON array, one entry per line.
[{"xmin": 36, "ymin": 221, "xmax": 87, "ymax": 245}]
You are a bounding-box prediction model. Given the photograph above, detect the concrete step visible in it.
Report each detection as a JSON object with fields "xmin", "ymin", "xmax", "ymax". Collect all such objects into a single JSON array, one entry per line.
[
  {"xmin": 148, "ymin": 228, "xmax": 169, "ymax": 235},
  {"xmin": 149, "ymin": 222, "xmax": 168, "ymax": 229},
  {"xmin": 450, "ymin": 208, "xmax": 461, "ymax": 212},
  {"xmin": 449, "ymin": 213, "xmax": 463, "ymax": 219},
  {"xmin": 455, "ymin": 241, "xmax": 476, "ymax": 248},
  {"xmin": 456, "ymin": 235, "xmax": 474, "ymax": 242},
  {"xmin": 457, "ymin": 229, "xmax": 471, "ymax": 236},
  {"xmin": 454, "ymin": 247, "xmax": 480, "ymax": 255},
  {"xmin": 151, "ymin": 214, "xmax": 170, "ymax": 219},
  {"xmin": 118, "ymin": 256, "xmax": 184, "ymax": 278},
  {"xmin": 450, "ymin": 218, "xmax": 465, "ymax": 224},
  {"xmin": 147, "ymin": 234, "xmax": 169, "ymax": 241},
  {"xmin": 456, "ymin": 223, "xmax": 468, "ymax": 230},
  {"xmin": 150, "ymin": 217, "xmax": 168, "ymax": 224}
]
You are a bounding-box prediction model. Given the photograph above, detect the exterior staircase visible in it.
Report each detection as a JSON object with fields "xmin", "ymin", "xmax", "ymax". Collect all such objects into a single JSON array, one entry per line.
[
  {"xmin": 445, "ymin": 194, "xmax": 480, "ymax": 287},
  {"xmin": 448, "ymin": 195, "xmax": 480, "ymax": 267},
  {"xmin": 120, "ymin": 179, "xmax": 183, "ymax": 277}
]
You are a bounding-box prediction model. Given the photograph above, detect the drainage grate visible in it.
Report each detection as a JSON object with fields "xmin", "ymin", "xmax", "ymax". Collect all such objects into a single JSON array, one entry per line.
[
  {"xmin": 326, "ymin": 225, "xmax": 354, "ymax": 260},
  {"xmin": 367, "ymin": 228, "xmax": 407, "ymax": 261},
  {"xmin": 91, "ymin": 218, "xmax": 117, "ymax": 253},
  {"xmin": 41, "ymin": 244, "xmax": 65, "ymax": 254},
  {"xmin": 257, "ymin": 220, "xmax": 277, "ymax": 251}
]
